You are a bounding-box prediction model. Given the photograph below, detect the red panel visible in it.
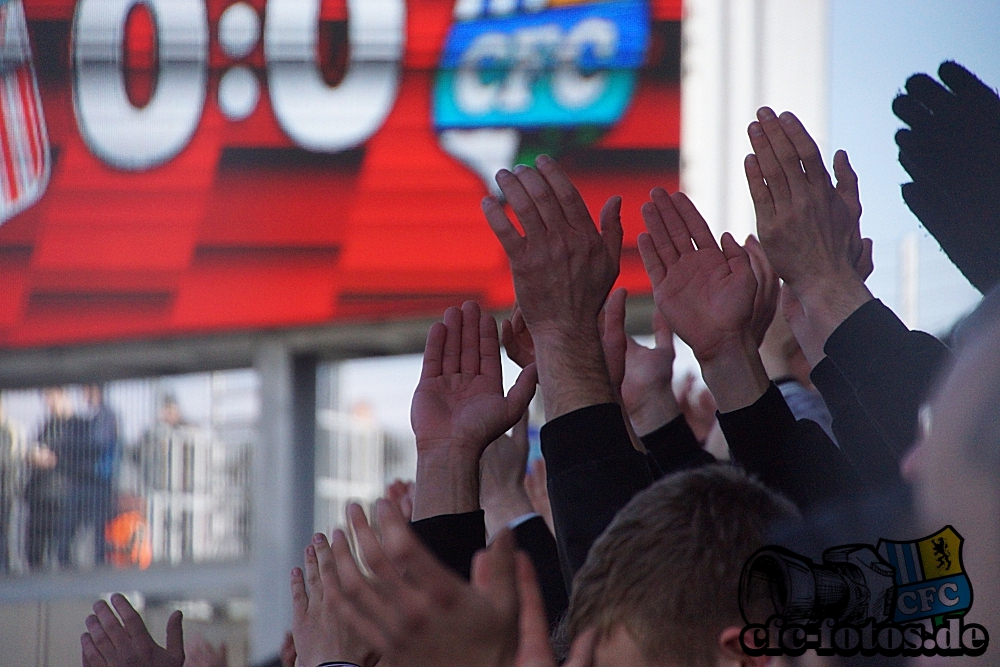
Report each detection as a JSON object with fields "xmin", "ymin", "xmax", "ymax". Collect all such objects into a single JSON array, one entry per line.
[{"xmin": 0, "ymin": 0, "xmax": 682, "ymax": 348}]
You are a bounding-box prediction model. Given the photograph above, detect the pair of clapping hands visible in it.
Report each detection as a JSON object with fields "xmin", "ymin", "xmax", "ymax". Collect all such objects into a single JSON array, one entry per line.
[
  {"xmin": 290, "ymin": 500, "xmax": 596, "ymax": 667},
  {"xmin": 485, "ymin": 109, "xmax": 874, "ymax": 419}
]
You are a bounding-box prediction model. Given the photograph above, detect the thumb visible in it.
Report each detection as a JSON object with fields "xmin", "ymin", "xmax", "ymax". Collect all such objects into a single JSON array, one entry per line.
[
  {"xmin": 506, "ymin": 363, "xmax": 538, "ymax": 425},
  {"xmin": 166, "ymin": 610, "xmax": 184, "ymax": 657}
]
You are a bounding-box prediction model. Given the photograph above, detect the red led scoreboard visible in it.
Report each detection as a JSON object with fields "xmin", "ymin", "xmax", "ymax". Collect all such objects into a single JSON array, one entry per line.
[{"xmin": 0, "ymin": 0, "xmax": 681, "ymax": 348}]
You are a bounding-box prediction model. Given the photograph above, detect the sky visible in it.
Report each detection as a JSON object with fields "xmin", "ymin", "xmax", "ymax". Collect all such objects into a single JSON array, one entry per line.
[{"xmin": 828, "ymin": 0, "xmax": 1000, "ymax": 333}]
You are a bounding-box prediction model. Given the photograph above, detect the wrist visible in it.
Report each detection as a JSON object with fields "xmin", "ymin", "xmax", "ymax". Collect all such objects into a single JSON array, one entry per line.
[
  {"xmin": 792, "ymin": 274, "xmax": 873, "ymax": 344},
  {"xmin": 532, "ymin": 326, "xmax": 617, "ymax": 420},
  {"xmin": 627, "ymin": 390, "xmax": 681, "ymax": 437},
  {"xmin": 481, "ymin": 487, "xmax": 535, "ymax": 540},
  {"xmin": 412, "ymin": 451, "xmax": 480, "ymax": 521},
  {"xmin": 698, "ymin": 337, "xmax": 770, "ymax": 413}
]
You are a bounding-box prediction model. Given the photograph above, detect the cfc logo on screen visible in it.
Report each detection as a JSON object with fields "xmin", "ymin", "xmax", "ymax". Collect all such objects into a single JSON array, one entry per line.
[
  {"xmin": 739, "ymin": 526, "xmax": 989, "ymax": 658},
  {"xmin": 434, "ymin": 0, "xmax": 650, "ymax": 192}
]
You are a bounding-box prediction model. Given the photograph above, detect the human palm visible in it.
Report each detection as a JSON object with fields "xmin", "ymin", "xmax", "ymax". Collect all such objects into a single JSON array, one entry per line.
[
  {"xmin": 411, "ymin": 302, "xmax": 537, "ymax": 461},
  {"xmin": 653, "ymin": 245, "xmax": 757, "ymax": 361},
  {"xmin": 412, "ymin": 373, "xmax": 517, "ymax": 458}
]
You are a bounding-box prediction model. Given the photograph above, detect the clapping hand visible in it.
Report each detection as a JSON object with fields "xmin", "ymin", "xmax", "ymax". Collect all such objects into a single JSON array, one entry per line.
[
  {"xmin": 744, "ymin": 108, "xmax": 873, "ymax": 344},
  {"xmin": 483, "ymin": 155, "xmax": 621, "ymax": 420},
  {"xmin": 410, "ymin": 300, "xmax": 537, "ymax": 520},
  {"xmin": 638, "ymin": 187, "xmax": 769, "ymax": 412},
  {"xmin": 81, "ymin": 595, "xmax": 184, "ymax": 667}
]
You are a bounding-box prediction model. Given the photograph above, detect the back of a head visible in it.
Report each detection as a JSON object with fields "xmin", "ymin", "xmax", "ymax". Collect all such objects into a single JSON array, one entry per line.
[{"xmin": 567, "ymin": 466, "xmax": 797, "ymax": 667}]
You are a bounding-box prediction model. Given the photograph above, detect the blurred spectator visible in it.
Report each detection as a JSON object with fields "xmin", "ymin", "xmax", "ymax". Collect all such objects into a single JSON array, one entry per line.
[
  {"xmin": 24, "ymin": 387, "xmax": 90, "ymax": 569},
  {"xmin": 82, "ymin": 384, "xmax": 118, "ymax": 566}
]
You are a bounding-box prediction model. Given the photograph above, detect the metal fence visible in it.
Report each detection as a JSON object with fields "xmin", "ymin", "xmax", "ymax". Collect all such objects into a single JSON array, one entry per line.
[{"xmin": 0, "ymin": 369, "xmax": 257, "ymax": 576}]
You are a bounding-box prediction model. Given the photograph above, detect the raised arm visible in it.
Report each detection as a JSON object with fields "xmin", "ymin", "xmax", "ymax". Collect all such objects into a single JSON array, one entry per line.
[{"xmin": 483, "ymin": 155, "xmax": 652, "ymax": 583}]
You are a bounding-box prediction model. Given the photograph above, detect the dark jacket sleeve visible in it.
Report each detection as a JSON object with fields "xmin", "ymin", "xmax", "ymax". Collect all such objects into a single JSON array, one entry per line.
[
  {"xmin": 640, "ymin": 415, "xmax": 717, "ymax": 479},
  {"xmin": 719, "ymin": 383, "xmax": 860, "ymax": 510},
  {"xmin": 410, "ymin": 510, "xmax": 485, "ymax": 580},
  {"xmin": 821, "ymin": 299, "xmax": 951, "ymax": 461},
  {"xmin": 541, "ymin": 403, "xmax": 654, "ymax": 590},
  {"xmin": 810, "ymin": 357, "xmax": 901, "ymax": 490},
  {"xmin": 513, "ymin": 516, "xmax": 568, "ymax": 629}
]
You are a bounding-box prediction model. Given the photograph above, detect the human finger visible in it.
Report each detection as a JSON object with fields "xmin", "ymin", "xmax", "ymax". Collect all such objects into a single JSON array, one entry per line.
[
  {"xmin": 349, "ymin": 503, "xmax": 405, "ymax": 595},
  {"xmin": 506, "ymin": 363, "xmax": 538, "ymax": 428},
  {"xmin": 111, "ymin": 593, "xmax": 156, "ymax": 647},
  {"xmin": 330, "ymin": 528, "xmax": 390, "ymax": 622},
  {"xmin": 776, "ymin": 111, "xmax": 832, "ymax": 187},
  {"xmin": 480, "ymin": 312, "xmax": 504, "ymax": 381},
  {"xmin": 599, "ymin": 196, "xmax": 624, "ymax": 268},
  {"xmin": 315, "ymin": 532, "xmax": 341, "ymax": 595},
  {"xmin": 833, "ymin": 150, "xmax": 861, "ymax": 222},
  {"xmin": 460, "ymin": 301, "xmax": 482, "ymax": 376},
  {"xmin": 165, "ymin": 610, "xmax": 184, "ymax": 658},
  {"xmin": 420, "ymin": 322, "xmax": 446, "ymax": 380},
  {"xmin": 441, "ymin": 306, "xmax": 463, "ymax": 376},
  {"xmin": 651, "ymin": 187, "xmax": 694, "ymax": 255},
  {"xmin": 747, "ymin": 121, "xmax": 791, "ymax": 205},
  {"xmin": 671, "ymin": 192, "xmax": 719, "ymax": 252},
  {"xmin": 290, "ymin": 567, "xmax": 308, "ymax": 619},
  {"xmin": 304, "ymin": 541, "xmax": 322, "ymax": 605},
  {"xmin": 92, "ymin": 599, "xmax": 130, "ymax": 652},
  {"xmin": 81, "ymin": 632, "xmax": 110, "ymax": 667},
  {"xmin": 514, "ymin": 553, "xmax": 556, "ymax": 667},
  {"xmin": 536, "ymin": 154, "xmax": 594, "ymax": 232},
  {"xmin": 640, "ymin": 201, "xmax": 678, "ymax": 266},
  {"xmin": 85, "ymin": 614, "xmax": 117, "ymax": 662},
  {"xmin": 495, "ymin": 169, "xmax": 547, "ymax": 236},
  {"xmin": 755, "ymin": 107, "xmax": 807, "ymax": 190},
  {"xmin": 483, "ymin": 195, "xmax": 527, "ymax": 255},
  {"xmin": 513, "ymin": 164, "xmax": 570, "ymax": 231},
  {"xmin": 637, "ymin": 232, "xmax": 668, "ymax": 286}
]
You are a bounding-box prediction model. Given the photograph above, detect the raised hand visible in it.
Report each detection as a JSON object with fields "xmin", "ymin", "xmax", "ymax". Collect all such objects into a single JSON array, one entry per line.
[
  {"xmin": 501, "ymin": 303, "xmax": 535, "ymax": 369},
  {"xmin": 410, "ymin": 300, "xmax": 537, "ymax": 520},
  {"xmin": 602, "ymin": 287, "xmax": 681, "ymax": 437},
  {"xmin": 480, "ymin": 412, "xmax": 535, "ymax": 540},
  {"xmin": 639, "ymin": 189, "xmax": 757, "ymax": 361},
  {"xmin": 639, "ymin": 188, "xmax": 769, "ymax": 412},
  {"xmin": 384, "ymin": 479, "xmax": 414, "ymax": 523},
  {"xmin": 290, "ymin": 532, "xmax": 381, "ymax": 667},
  {"xmin": 81, "ymin": 594, "xmax": 184, "ymax": 667},
  {"xmin": 744, "ymin": 235, "xmax": 779, "ymax": 349},
  {"xmin": 333, "ymin": 501, "xmax": 521, "ymax": 667},
  {"xmin": 483, "ymin": 155, "xmax": 621, "ymax": 420},
  {"xmin": 893, "ymin": 61, "xmax": 1000, "ymax": 294},
  {"xmin": 744, "ymin": 109, "xmax": 873, "ymax": 343}
]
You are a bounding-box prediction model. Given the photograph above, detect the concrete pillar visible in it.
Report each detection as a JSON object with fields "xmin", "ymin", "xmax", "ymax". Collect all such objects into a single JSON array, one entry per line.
[{"xmin": 251, "ymin": 345, "xmax": 316, "ymax": 662}]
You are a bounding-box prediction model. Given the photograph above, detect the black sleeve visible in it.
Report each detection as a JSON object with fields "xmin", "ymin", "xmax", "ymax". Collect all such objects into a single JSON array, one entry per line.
[
  {"xmin": 719, "ymin": 383, "xmax": 860, "ymax": 510},
  {"xmin": 822, "ymin": 299, "xmax": 952, "ymax": 460},
  {"xmin": 810, "ymin": 357, "xmax": 901, "ymax": 490},
  {"xmin": 410, "ymin": 510, "xmax": 485, "ymax": 580},
  {"xmin": 513, "ymin": 516, "xmax": 569, "ymax": 629},
  {"xmin": 541, "ymin": 403, "xmax": 654, "ymax": 589},
  {"xmin": 640, "ymin": 415, "xmax": 717, "ymax": 479}
]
